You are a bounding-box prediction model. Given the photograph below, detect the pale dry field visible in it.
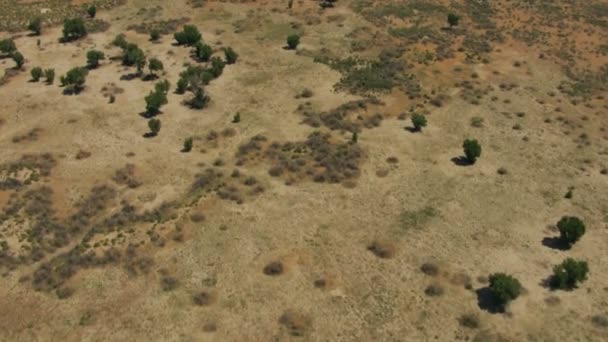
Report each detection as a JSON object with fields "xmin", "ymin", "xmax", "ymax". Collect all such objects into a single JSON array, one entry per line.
[{"xmin": 1, "ymin": 1, "xmax": 608, "ymax": 341}]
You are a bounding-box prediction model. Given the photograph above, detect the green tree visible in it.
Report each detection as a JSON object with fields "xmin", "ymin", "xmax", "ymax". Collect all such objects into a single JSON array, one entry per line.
[
  {"xmin": 11, "ymin": 51, "xmax": 24, "ymax": 69},
  {"xmin": 0, "ymin": 39, "xmax": 17, "ymax": 55},
  {"xmin": 122, "ymin": 43, "xmax": 145, "ymax": 66},
  {"xmin": 30, "ymin": 66, "xmax": 43, "ymax": 82},
  {"xmin": 463, "ymin": 138, "xmax": 481, "ymax": 164},
  {"xmin": 86, "ymin": 50, "xmax": 105, "ymax": 68},
  {"xmin": 150, "ymin": 30, "xmax": 160, "ymax": 41},
  {"xmin": 112, "ymin": 33, "xmax": 128, "ymax": 50},
  {"xmin": 44, "ymin": 68, "xmax": 55, "ymax": 84},
  {"xmin": 148, "ymin": 57, "xmax": 164, "ymax": 76},
  {"xmin": 551, "ymin": 258, "xmax": 589, "ymax": 290},
  {"xmin": 209, "ymin": 56, "xmax": 225, "ymax": 78},
  {"xmin": 87, "ymin": 5, "xmax": 97, "ymax": 18},
  {"xmin": 145, "ymin": 89, "xmax": 168, "ymax": 115},
  {"xmin": 488, "ymin": 273, "xmax": 522, "ymax": 307},
  {"xmin": 557, "ymin": 216, "xmax": 585, "ymax": 246},
  {"xmin": 174, "ymin": 25, "xmax": 202, "ymax": 46},
  {"xmin": 183, "ymin": 137, "xmax": 193, "ymax": 152},
  {"xmin": 62, "ymin": 67, "xmax": 89, "ymax": 94},
  {"xmin": 448, "ymin": 13, "xmax": 460, "ymax": 28},
  {"xmin": 224, "ymin": 47, "xmax": 238, "ymax": 64},
  {"xmin": 286, "ymin": 34, "xmax": 300, "ymax": 49},
  {"xmin": 411, "ymin": 113, "xmax": 427, "ymax": 131},
  {"xmin": 155, "ymin": 79, "xmax": 170, "ymax": 94},
  {"xmin": 28, "ymin": 17, "xmax": 42, "ymax": 36},
  {"xmin": 188, "ymin": 86, "xmax": 209, "ymax": 109},
  {"xmin": 62, "ymin": 18, "xmax": 87, "ymax": 42},
  {"xmin": 193, "ymin": 41, "xmax": 213, "ymax": 62},
  {"xmin": 148, "ymin": 119, "xmax": 161, "ymax": 136},
  {"xmin": 176, "ymin": 77, "xmax": 188, "ymax": 94}
]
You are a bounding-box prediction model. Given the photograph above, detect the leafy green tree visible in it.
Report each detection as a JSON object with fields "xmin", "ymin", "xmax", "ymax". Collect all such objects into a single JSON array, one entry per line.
[
  {"xmin": 448, "ymin": 13, "xmax": 460, "ymax": 27},
  {"xmin": 488, "ymin": 273, "xmax": 522, "ymax": 307},
  {"xmin": 551, "ymin": 258, "xmax": 589, "ymax": 290},
  {"xmin": 44, "ymin": 68, "xmax": 55, "ymax": 84},
  {"xmin": 31, "ymin": 66, "xmax": 43, "ymax": 81},
  {"xmin": 224, "ymin": 47, "xmax": 238, "ymax": 64},
  {"xmin": 148, "ymin": 57, "xmax": 164, "ymax": 76},
  {"xmin": 557, "ymin": 216, "xmax": 585, "ymax": 246},
  {"xmin": 86, "ymin": 50, "xmax": 105, "ymax": 68},
  {"xmin": 174, "ymin": 25, "xmax": 202, "ymax": 46},
  {"xmin": 209, "ymin": 56, "xmax": 225, "ymax": 78},
  {"xmin": 87, "ymin": 5, "xmax": 97, "ymax": 18},
  {"xmin": 176, "ymin": 77, "xmax": 188, "ymax": 94},
  {"xmin": 112, "ymin": 33, "xmax": 128, "ymax": 50},
  {"xmin": 62, "ymin": 67, "xmax": 89, "ymax": 94},
  {"xmin": 193, "ymin": 41, "xmax": 212, "ymax": 62},
  {"xmin": 183, "ymin": 137, "xmax": 193, "ymax": 152},
  {"xmin": 188, "ymin": 86, "xmax": 209, "ymax": 109},
  {"xmin": 11, "ymin": 51, "xmax": 24, "ymax": 69},
  {"xmin": 150, "ymin": 30, "xmax": 160, "ymax": 41},
  {"xmin": 145, "ymin": 89, "xmax": 168, "ymax": 115},
  {"xmin": 286, "ymin": 34, "xmax": 300, "ymax": 49},
  {"xmin": 28, "ymin": 17, "xmax": 42, "ymax": 36},
  {"xmin": 62, "ymin": 18, "xmax": 87, "ymax": 42},
  {"xmin": 148, "ymin": 119, "xmax": 161, "ymax": 136},
  {"xmin": 411, "ymin": 113, "xmax": 427, "ymax": 131},
  {"xmin": 0, "ymin": 39, "xmax": 16, "ymax": 55},
  {"xmin": 155, "ymin": 79, "xmax": 170, "ymax": 94},
  {"xmin": 463, "ymin": 139, "xmax": 481, "ymax": 164}
]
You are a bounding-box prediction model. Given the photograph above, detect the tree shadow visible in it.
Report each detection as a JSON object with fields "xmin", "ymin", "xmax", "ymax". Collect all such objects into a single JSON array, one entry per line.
[
  {"xmin": 139, "ymin": 111, "xmax": 160, "ymax": 119},
  {"xmin": 541, "ymin": 237, "xmax": 570, "ymax": 251},
  {"xmin": 451, "ymin": 156, "xmax": 472, "ymax": 166},
  {"xmin": 405, "ymin": 126, "xmax": 421, "ymax": 133},
  {"xmin": 120, "ymin": 73, "xmax": 140, "ymax": 81},
  {"xmin": 142, "ymin": 132, "xmax": 156, "ymax": 138},
  {"xmin": 476, "ymin": 287, "xmax": 504, "ymax": 314},
  {"xmin": 141, "ymin": 74, "xmax": 158, "ymax": 82}
]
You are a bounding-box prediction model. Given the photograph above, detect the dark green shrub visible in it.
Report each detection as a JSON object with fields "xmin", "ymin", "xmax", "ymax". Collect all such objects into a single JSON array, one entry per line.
[
  {"xmin": 148, "ymin": 57, "xmax": 164, "ymax": 75},
  {"xmin": 488, "ymin": 273, "xmax": 522, "ymax": 306},
  {"xmin": 188, "ymin": 86, "xmax": 209, "ymax": 109},
  {"xmin": 183, "ymin": 137, "xmax": 193, "ymax": 152},
  {"xmin": 62, "ymin": 18, "xmax": 87, "ymax": 42},
  {"xmin": 155, "ymin": 79, "xmax": 170, "ymax": 94},
  {"xmin": 150, "ymin": 30, "xmax": 160, "ymax": 41},
  {"xmin": 28, "ymin": 17, "xmax": 42, "ymax": 35},
  {"xmin": 0, "ymin": 39, "xmax": 16, "ymax": 55},
  {"xmin": 209, "ymin": 56, "xmax": 225, "ymax": 77},
  {"xmin": 551, "ymin": 258, "xmax": 588, "ymax": 290},
  {"xmin": 11, "ymin": 51, "xmax": 24, "ymax": 69},
  {"xmin": 351, "ymin": 131, "xmax": 358, "ymax": 143},
  {"xmin": 87, "ymin": 5, "xmax": 97, "ymax": 18},
  {"xmin": 148, "ymin": 119, "xmax": 161, "ymax": 136},
  {"xmin": 86, "ymin": 50, "xmax": 105, "ymax": 68},
  {"xmin": 174, "ymin": 25, "xmax": 202, "ymax": 46},
  {"xmin": 112, "ymin": 34, "xmax": 128, "ymax": 49},
  {"xmin": 411, "ymin": 113, "xmax": 427, "ymax": 131},
  {"xmin": 287, "ymin": 34, "xmax": 300, "ymax": 49},
  {"xmin": 557, "ymin": 216, "xmax": 585, "ymax": 246},
  {"xmin": 176, "ymin": 77, "xmax": 188, "ymax": 94},
  {"xmin": 30, "ymin": 66, "xmax": 43, "ymax": 81},
  {"xmin": 62, "ymin": 67, "xmax": 89, "ymax": 94},
  {"xmin": 224, "ymin": 47, "xmax": 238, "ymax": 64},
  {"xmin": 232, "ymin": 112, "xmax": 241, "ymax": 123},
  {"xmin": 448, "ymin": 13, "xmax": 460, "ymax": 27},
  {"xmin": 193, "ymin": 41, "xmax": 213, "ymax": 62},
  {"xmin": 145, "ymin": 89, "xmax": 168, "ymax": 115},
  {"xmin": 463, "ymin": 139, "xmax": 481, "ymax": 164},
  {"xmin": 44, "ymin": 68, "xmax": 55, "ymax": 84}
]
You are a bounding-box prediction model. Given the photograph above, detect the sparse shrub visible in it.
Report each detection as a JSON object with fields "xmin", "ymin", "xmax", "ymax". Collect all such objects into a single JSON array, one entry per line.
[
  {"xmin": 86, "ymin": 50, "xmax": 105, "ymax": 68},
  {"xmin": 145, "ymin": 88, "xmax": 168, "ymax": 115},
  {"xmin": 463, "ymin": 139, "xmax": 482, "ymax": 164},
  {"xmin": 420, "ymin": 263, "xmax": 439, "ymax": 276},
  {"xmin": 30, "ymin": 67, "xmax": 43, "ymax": 82},
  {"xmin": 161, "ymin": 275, "xmax": 178, "ymax": 291},
  {"xmin": 148, "ymin": 57, "xmax": 164, "ymax": 76},
  {"xmin": 557, "ymin": 216, "xmax": 585, "ymax": 246},
  {"xmin": 224, "ymin": 47, "xmax": 238, "ymax": 64},
  {"xmin": 61, "ymin": 67, "xmax": 88, "ymax": 93},
  {"xmin": 550, "ymin": 258, "xmax": 588, "ymax": 290},
  {"xmin": 488, "ymin": 273, "xmax": 522, "ymax": 307},
  {"xmin": 62, "ymin": 18, "xmax": 87, "ymax": 42},
  {"xmin": 448, "ymin": 13, "xmax": 460, "ymax": 27},
  {"xmin": 183, "ymin": 137, "xmax": 193, "ymax": 152},
  {"xmin": 148, "ymin": 119, "xmax": 161, "ymax": 136},
  {"xmin": 425, "ymin": 284, "xmax": 444, "ymax": 297},
  {"xmin": 150, "ymin": 29, "xmax": 160, "ymax": 41},
  {"xmin": 287, "ymin": 34, "xmax": 300, "ymax": 49},
  {"xmin": 11, "ymin": 51, "xmax": 24, "ymax": 69},
  {"xmin": 471, "ymin": 116, "xmax": 484, "ymax": 127},
  {"xmin": 188, "ymin": 86, "xmax": 210, "ymax": 109},
  {"xmin": 155, "ymin": 79, "xmax": 170, "ymax": 94},
  {"xmin": 174, "ymin": 25, "xmax": 202, "ymax": 46},
  {"xmin": 411, "ymin": 113, "xmax": 427, "ymax": 131},
  {"xmin": 458, "ymin": 314, "xmax": 480, "ymax": 329},
  {"xmin": 87, "ymin": 5, "xmax": 97, "ymax": 18},
  {"xmin": 232, "ymin": 112, "xmax": 241, "ymax": 123},
  {"xmin": 263, "ymin": 261, "xmax": 284, "ymax": 276},
  {"xmin": 28, "ymin": 17, "xmax": 42, "ymax": 35},
  {"xmin": 193, "ymin": 41, "xmax": 213, "ymax": 62},
  {"xmin": 176, "ymin": 77, "xmax": 188, "ymax": 94},
  {"xmin": 564, "ymin": 188, "xmax": 573, "ymax": 199},
  {"xmin": 351, "ymin": 131, "xmax": 358, "ymax": 143},
  {"xmin": 44, "ymin": 68, "xmax": 55, "ymax": 84}
]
